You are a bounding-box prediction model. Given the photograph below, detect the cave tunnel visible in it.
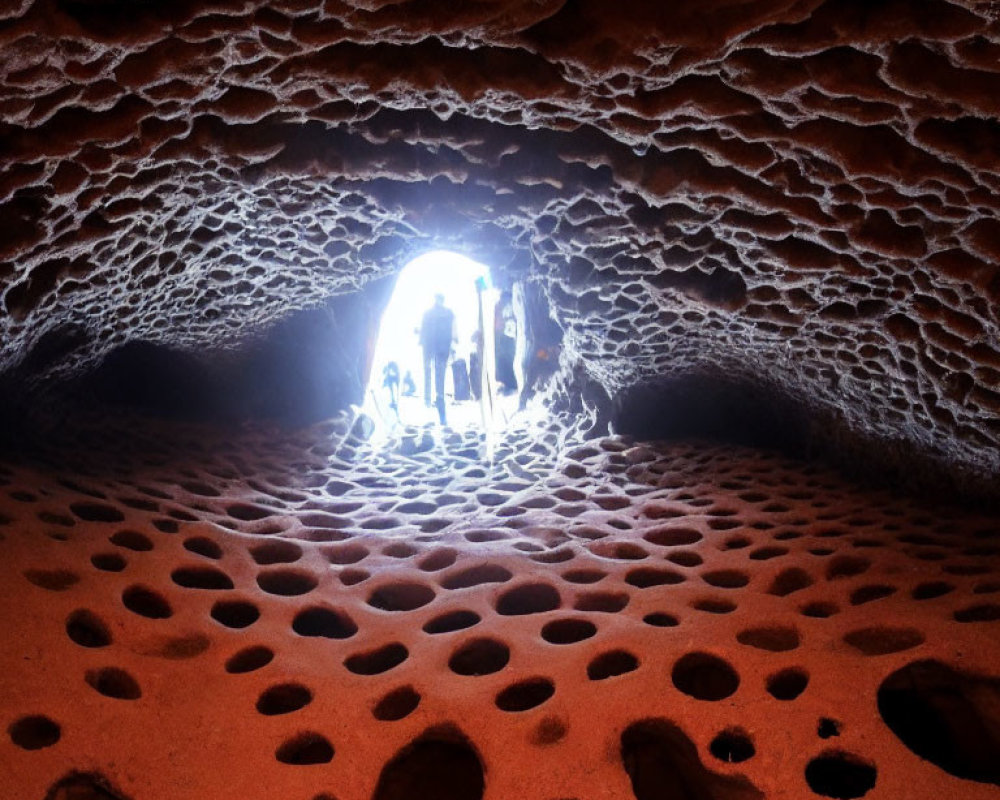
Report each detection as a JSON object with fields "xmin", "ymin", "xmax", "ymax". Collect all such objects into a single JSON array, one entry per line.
[{"xmin": 1, "ymin": 2, "xmax": 1000, "ymax": 799}]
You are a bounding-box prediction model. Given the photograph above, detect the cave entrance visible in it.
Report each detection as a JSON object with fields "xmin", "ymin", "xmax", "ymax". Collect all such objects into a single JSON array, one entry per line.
[{"xmin": 363, "ymin": 250, "xmax": 511, "ymax": 435}]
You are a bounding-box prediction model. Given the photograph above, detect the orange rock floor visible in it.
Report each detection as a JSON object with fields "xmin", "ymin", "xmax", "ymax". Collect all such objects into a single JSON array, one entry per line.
[{"xmin": 1, "ymin": 416, "xmax": 998, "ymax": 799}]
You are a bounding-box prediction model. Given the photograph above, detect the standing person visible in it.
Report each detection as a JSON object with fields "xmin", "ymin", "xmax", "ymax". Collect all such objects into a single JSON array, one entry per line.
[
  {"xmin": 419, "ymin": 293, "xmax": 454, "ymax": 424},
  {"xmin": 494, "ymin": 289, "xmax": 517, "ymax": 395},
  {"xmin": 469, "ymin": 330, "xmax": 483, "ymax": 401},
  {"xmin": 381, "ymin": 361, "xmax": 400, "ymax": 413},
  {"xmin": 401, "ymin": 370, "xmax": 417, "ymax": 397}
]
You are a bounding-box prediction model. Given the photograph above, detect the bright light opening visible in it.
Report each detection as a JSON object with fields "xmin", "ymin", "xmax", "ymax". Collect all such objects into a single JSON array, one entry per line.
[{"xmin": 363, "ymin": 250, "xmax": 511, "ymax": 438}]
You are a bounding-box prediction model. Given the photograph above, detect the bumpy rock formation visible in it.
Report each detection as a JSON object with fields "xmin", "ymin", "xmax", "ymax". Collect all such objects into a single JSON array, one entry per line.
[
  {"xmin": 1, "ymin": 0, "xmax": 999, "ymax": 483},
  {"xmin": 1, "ymin": 1, "xmax": 1000, "ymax": 798},
  {"xmin": 2, "ymin": 415, "xmax": 1000, "ymax": 799}
]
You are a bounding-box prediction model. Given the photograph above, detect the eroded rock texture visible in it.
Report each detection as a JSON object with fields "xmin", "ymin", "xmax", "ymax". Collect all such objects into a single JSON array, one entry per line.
[
  {"xmin": 1, "ymin": 415, "xmax": 999, "ymax": 799},
  {"xmin": 2, "ymin": 2, "xmax": 1000, "ymax": 798},
  {"xmin": 0, "ymin": 0, "xmax": 999, "ymax": 483}
]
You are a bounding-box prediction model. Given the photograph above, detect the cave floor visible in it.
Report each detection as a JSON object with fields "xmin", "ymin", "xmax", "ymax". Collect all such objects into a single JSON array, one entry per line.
[{"xmin": 0, "ymin": 414, "xmax": 998, "ymax": 800}]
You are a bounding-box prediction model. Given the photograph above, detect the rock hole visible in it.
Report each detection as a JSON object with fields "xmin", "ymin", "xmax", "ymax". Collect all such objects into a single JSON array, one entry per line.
[
  {"xmin": 91, "ymin": 553, "xmax": 126, "ymax": 572},
  {"xmin": 643, "ymin": 527, "xmax": 702, "ymax": 546},
  {"xmin": 621, "ymin": 719, "xmax": 762, "ymax": 800},
  {"xmin": 362, "ymin": 516, "xmax": 403, "ymax": 530},
  {"xmin": 345, "ymin": 642, "xmax": 408, "ymax": 675},
  {"xmin": 109, "ymin": 530, "xmax": 153, "ymax": 551},
  {"xmin": 292, "ymin": 606, "xmax": 357, "ymax": 639},
  {"xmin": 122, "ymin": 586, "xmax": 172, "ymax": 619},
  {"xmin": 736, "ymin": 626, "xmax": 800, "ymax": 652},
  {"xmin": 325, "ymin": 543, "xmax": 369, "ymax": 565},
  {"xmin": 496, "ymin": 582, "xmax": 561, "ymax": 615},
  {"xmin": 911, "ymin": 581, "xmax": 955, "ymax": 600},
  {"xmin": 541, "ymin": 618, "xmax": 597, "ymax": 644},
  {"xmin": 374, "ymin": 686, "xmax": 421, "ymax": 721},
  {"xmin": 183, "ymin": 536, "xmax": 223, "ymax": 559},
  {"xmin": 441, "ymin": 564, "xmax": 513, "ymax": 590},
  {"xmin": 70, "ymin": 502, "xmax": 124, "ymax": 523},
  {"xmin": 843, "ymin": 627, "xmax": 924, "ymax": 656},
  {"xmin": 85, "ymin": 667, "xmax": 141, "ymax": 700},
  {"xmin": 877, "ymin": 659, "xmax": 1000, "ymax": 785},
  {"xmin": 801, "ymin": 601, "xmax": 839, "ymax": 618},
  {"xmin": 825, "ymin": 555, "xmax": 871, "ymax": 580},
  {"xmin": 588, "ymin": 650, "xmax": 639, "ymax": 680},
  {"xmin": 383, "ymin": 542, "xmax": 419, "ymax": 558},
  {"xmin": 44, "ymin": 772, "xmax": 127, "ymax": 800},
  {"xmin": 422, "ymin": 609, "xmax": 481, "ymax": 634},
  {"xmin": 373, "ymin": 733, "xmax": 484, "ymax": 800},
  {"xmin": 496, "ymin": 677, "xmax": 555, "ymax": 711},
  {"xmin": 418, "ymin": 548, "xmax": 458, "ymax": 571},
  {"xmin": 340, "ymin": 568, "xmax": 369, "ymax": 585},
  {"xmin": 573, "ymin": 591, "xmax": 629, "ymax": 612},
  {"xmin": 643, "ymin": 612, "xmax": 679, "ymax": 627},
  {"xmin": 275, "ymin": 732, "xmax": 334, "ymax": 765},
  {"xmin": 589, "ymin": 541, "xmax": 649, "ymax": 560},
  {"xmin": 256, "ymin": 683, "xmax": 312, "ymax": 715},
  {"xmin": 368, "ymin": 581, "xmax": 436, "ymax": 611},
  {"xmin": 448, "ymin": 638, "xmax": 510, "ymax": 676},
  {"xmin": 667, "ymin": 550, "xmax": 704, "ymax": 567},
  {"xmin": 804, "ymin": 752, "xmax": 876, "ymax": 798},
  {"xmin": 666, "ymin": 550, "xmax": 704, "ymax": 568},
  {"xmin": 954, "ymin": 603, "xmax": 1000, "ymax": 622},
  {"xmin": 257, "ymin": 569, "xmax": 318, "ymax": 596},
  {"xmin": 702, "ymin": 569, "xmax": 750, "ymax": 589},
  {"xmin": 693, "ymin": 598, "xmax": 736, "ymax": 614},
  {"xmin": 767, "ymin": 568, "xmax": 813, "ymax": 596},
  {"xmin": 710, "ymin": 729, "xmax": 755, "ymax": 763},
  {"xmin": 171, "ymin": 566, "xmax": 234, "ymax": 590},
  {"xmin": 24, "ymin": 569, "xmax": 79, "ymax": 591},
  {"xmin": 849, "ymin": 585, "xmax": 896, "ymax": 605},
  {"xmin": 211, "ymin": 599, "xmax": 260, "ymax": 629},
  {"xmin": 749, "ymin": 546, "xmax": 787, "ymax": 560},
  {"xmin": 671, "ymin": 652, "xmax": 739, "ymax": 701},
  {"xmin": 9, "ymin": 715, "xmax": 60, "ymax": 750},
  {"xmin": 766, "ymin": 667, "xmax": 809, "ymax": 700},
  {"xmin": 249, "ymin": 540, "xmax": 302, "ymax": 564},
  {"xmin": 227, "ymin": 503, "xmax": 272, "ymax": 521},
  {"xmin": 225, "ymin": 645, "xmax": 274, "ymax": 673},
  {"xmin": 625, "ymin": 567, "xmax": 685, "ymax": 588},
  {"xmin": 561, "ymin": 568, "xmax": 607, "ymax": 584}
]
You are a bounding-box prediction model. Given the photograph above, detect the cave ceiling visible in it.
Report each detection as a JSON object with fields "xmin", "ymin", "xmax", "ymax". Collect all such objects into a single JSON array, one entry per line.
[{"xmin": 1, "ymin": 0, "xmax": 1000, "ymax": 482}]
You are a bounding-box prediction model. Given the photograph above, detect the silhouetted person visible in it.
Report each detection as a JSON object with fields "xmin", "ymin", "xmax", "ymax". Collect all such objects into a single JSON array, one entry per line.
[
  {"xmin": 452, "ymin": 356, "xmax": 471, "ymax": 402},
  {"xmin": 382, "ymin": 361, "xmax": 400, "ymax": 412},
  {"xmin": 420, "ymin": 293, "xmax": 454, "ymax": 423},
  {"xmin": 469, "ymin": 330, "xmax": 483, "ymax": 400},
  {"xmin": 401, "ymin": 370, "xmax": 417, "ymax": 397},
  {"xmin": 494, "ymin": 289, "xmax": 517, "ymax": 395}
]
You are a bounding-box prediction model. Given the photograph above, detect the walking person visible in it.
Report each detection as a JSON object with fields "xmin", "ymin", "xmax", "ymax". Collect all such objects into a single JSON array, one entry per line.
[{"xmin": 419, "ymin": 293, "xmax": 454, "ymax": 424}]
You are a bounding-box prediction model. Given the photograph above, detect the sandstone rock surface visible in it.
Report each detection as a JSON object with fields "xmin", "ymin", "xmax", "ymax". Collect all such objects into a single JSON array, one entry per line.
[{"xmin": 0, "ymin": 0, "xmax": 999, "ymax": 482}]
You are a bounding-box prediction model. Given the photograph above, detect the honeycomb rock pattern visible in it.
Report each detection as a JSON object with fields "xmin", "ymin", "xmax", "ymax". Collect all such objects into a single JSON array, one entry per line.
[
  {"xmin": 1, "ymin": 1, "xmax": 1000, "ymax": 484},
  {"xmin": 1, "ymin": 415, "xmax": 999, "ymax": 799}
]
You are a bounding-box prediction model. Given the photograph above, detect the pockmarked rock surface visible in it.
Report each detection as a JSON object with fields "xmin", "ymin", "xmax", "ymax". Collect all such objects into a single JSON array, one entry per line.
[
  {"xmin": 1, "ymin": 414, "xmax": 999, "ymax": 799},
  {"xmin": 2, "ymin": 2, "xmax": 1000, "ymax": 798},
  {"xmin": 0, "ymin": 0, "xmax": 1000, "ymax": 484}
]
